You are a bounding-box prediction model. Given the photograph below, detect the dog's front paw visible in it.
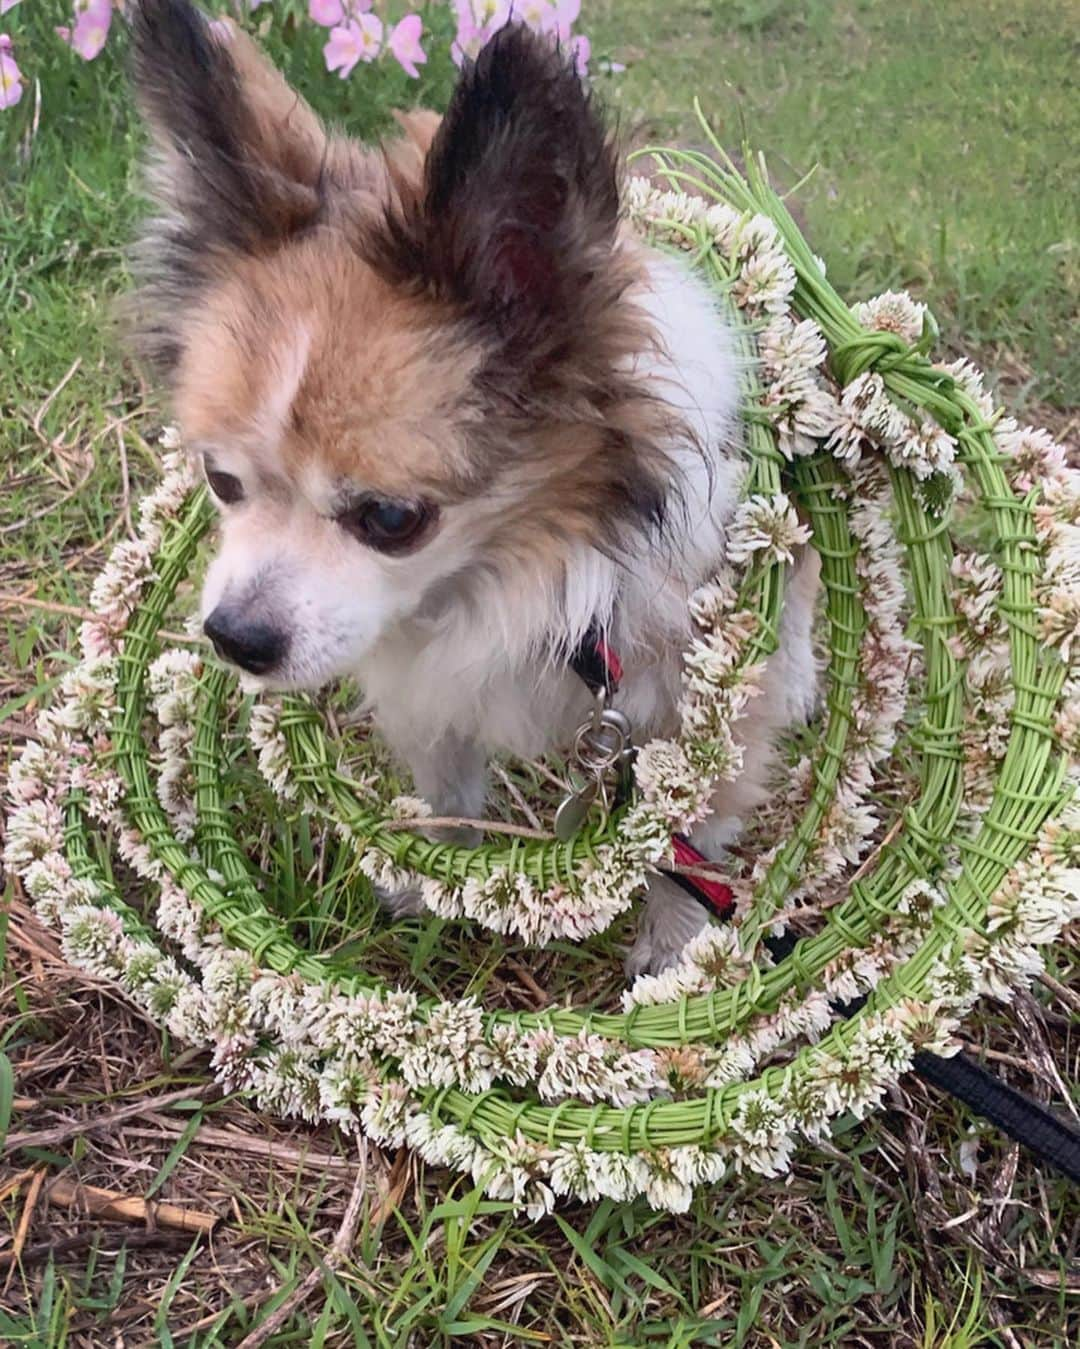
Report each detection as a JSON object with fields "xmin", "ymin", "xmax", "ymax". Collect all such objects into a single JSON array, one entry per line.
[
  {"xmin": 373, "ymin": 882, "xmax": 426, "ymax": 920},
  {"xmin": 625, "ymin": 877, "xmax": 711, "ymax": 978}
]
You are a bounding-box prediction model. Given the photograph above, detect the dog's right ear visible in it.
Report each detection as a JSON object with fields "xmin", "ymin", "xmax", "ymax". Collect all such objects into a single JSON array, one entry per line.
[
  {"xmin": 130, "ymin": 0, "xmax": 332, "ymax": 371},
  {"xmin": 132, "ymin": 0, "xmax": 328, "ymax": 251}
]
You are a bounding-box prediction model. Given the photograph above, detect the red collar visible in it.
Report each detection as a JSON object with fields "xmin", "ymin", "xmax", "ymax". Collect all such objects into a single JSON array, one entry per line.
[{"xmin": 569, "ymin": 627, "xmax": 735, "ymax": 920}]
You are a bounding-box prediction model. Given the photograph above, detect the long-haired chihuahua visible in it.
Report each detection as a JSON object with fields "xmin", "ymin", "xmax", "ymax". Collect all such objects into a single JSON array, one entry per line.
[{"xmin": 128, "ymin": 0, "xmax": 819, "ymax": 973}]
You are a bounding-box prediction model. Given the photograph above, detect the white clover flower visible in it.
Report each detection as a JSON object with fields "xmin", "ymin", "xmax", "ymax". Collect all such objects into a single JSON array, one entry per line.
[
  {"xmin": 156, "ymin": 723, "xmax": 197, "ymax": 839},
  {"xmin": 1044, "ymin": 525, "xmax": 1080, "ymax": 592},
  {"xmin": 951, "ymin": 552, "xmax": 1003, "ymax": 642},
  {"xmin": 8, "ymin": 741, "xmax": 57, "ymax": 805},
  {"xmin": 318, "ymin": 987, "xmax": 419, "ymax": 1061},
  {"xmin": 419, "ymin": 876, "xmax": 464, "ymax": 919},
  {"xmin": 21, "ymin": 853, "xmax": 77, "ymax": 923},
  {"xmin": 405, "ymin": 1114, "xmax": 483, "ymax": 1171},
  {"xmin": 1039, "ymin": 588, "xmax": 1080, "ymax": 660},
  {"xmin": 811, "ymin": 1047, "xmax": 888, "ymax": 1121},
  {"xmin": 116, "ymin": 826, "xmax": 165, "ymax": 880},
  {"xmin": 670, "ymin": 1144, "xmax": 728, "ymax": 1186},
  {"xmin": 148, "ymin": 649, "xmax": 203, "ymax": 723},
  {"xmin": 886, "ymin": 416, "xmax": 957, "ymax": 483},
  {"xmin": 400, "ymin": 998, "xmax": 494, "ymax": 1094},
  {"xmin": 78, "ymin": 618, "xmax": 118, "ymax": 662},
  {"xmin": 684, "ymin": 611, "xmax": 759, "ymax": 687},
  {"xmin": 461, "ymin": 869, "xmax": 535, "ymax": 935},
  {"xmin": 702, "ymin": 1040, "xmax": 758, "ymax": 1087},
  {"xmin": 357, "ymin": 1080, "xmax": 412, "ymax": 1148},
  {"xmin": 762, "ymin": 316, "xmax": 829, "ymax": 378},
  {"xmin": 389, "ymin": 794, "xmax": 433, "ymax": 821},
  {"xmin": 634, "ymin": 738, "xmax": 714, "ymax": 832},
  {"xmin": 68, "ymin": 760, "xmax": 122, "ymax": 826},
  {"xmin": 687, "ymin": 574, "xmax": 739, "ymax": 629},
  {"xmin": 486, "ymin": 1024, "xmax": 540, "ymax": 1087},
  {"xmin": 925, "ymin": 950, "xmax": 982, "ymax": 1010},
  {"xmin": 828, "ymin": 372, "xmax": 909, "ymax": 465},
  {"xmin": 895, "ymin": 878, "xmax": 945, "ymax": 927},
  {"xmin": 728, "ymin": 493, "xmax": 812, "ymax": 566},
  {"xmin": 732, "ymin": 246, "xmax": 797, "ymax": 315},
  {"xmin": 122, "ymin": 943, "xmax": 178, "ymax": 992},
  {"xmin": 588, "ymin": 1151, "xmax": 650, "ymax": 1203},
  {"xmin": 165, "ymin": 983, "xmax": 215, "ymax": 1042},
  {"xmin": 935, "ymin": 356, "xmax": 993, "ymax": 416},
  {"xmin": 734, "ymin": 212, "xmax": 782, "ymax": 260},
  {"xmin": 771, "ymin": 382, "xmax": 842, "ymax": 459},
  {"xmin": 1034, "ymin": 472, "xmax": 1080, "ymax": 536},
  {"xmin": 726, "ymin": 1090, "xmax": 795, "ymax": 1176},
  {"xmin": 477, "ymin": 1133, "xmax": 554, "ymax": 1218},
  {"xmin": 358, "ymin": 849, "xmax": 419, "ymax": 897},
  {"xmin": 852, "ymin": 1014, "xmax": 915, "ymax": 1076},
  {"xmin": 996, "ymin": 423, "xmax": 1068, "ymax": 493},
  {"xmin": 318, "ymin": 1061, "xmax": 374, "ymax": 1128},
  {"xmin": 991, "ymin": 863, "xmax": 1077, "ymax": 945},
  {"xmin": 537, "ymin": 1029, "xmax": 661, "ymax": 1106},
  {"xmin": 885, "ymin": 999, "xmax": 962, "ymax": 1059},
  {"xmin": 248, "ymin": 1047, "xmax": 323, "ymax": 1123},
  {"xmin": 56, "ymin": 656, "xmax": 118, "ymax": 735},
  {"xmin": 137, "ymin": 457, "xmax": 195, "ymax": 547},
  {"xmin": 59, "ymin": 904, "xmax": 125, "ymax": 974},
  {"xmin": 4, "ymin": 798, "xmax": 65, "ymax": 872},
  {"xmin": 88, "ymin": 538, "xmax": 155, "ymax": 624},
  {"xmin": 973, "ymin": 937, "xmax": 1045, "ymax": 1002},
  {"xmin": 548, "ymin": 1139, "xmax": 609, "ymax": 1202},
  {"xmin": 576, "ymin": 841, "xmax": 650, "ymax": 928},
  {"xmin": 156, "ymin": 880, "xmax": 208, "ymax": 962},
  {"xmin": 641, "ymin": 1152, "xmax": 693, "ymax": 1214},
  {"xmin": 247, "ymin": 702, "xmax": 296, "ymax": 800},
  {"xmin": 852, "ymin": 289, "xmax": 927, "ymax": 344}
]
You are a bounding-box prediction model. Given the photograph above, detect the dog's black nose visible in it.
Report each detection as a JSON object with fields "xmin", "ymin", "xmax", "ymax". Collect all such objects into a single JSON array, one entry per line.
[{"xmin": 203, "ymin": 606, "xmax": 288, "ymax": 676}]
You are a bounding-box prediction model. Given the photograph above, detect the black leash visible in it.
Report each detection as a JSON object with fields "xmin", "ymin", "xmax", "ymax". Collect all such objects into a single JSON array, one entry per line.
[
  {"xmin": 766, "ymin": 929, "xmax": 1080, "ymax": 1183},
  {"xmin": 912, "ymin": 1050, "xmax": 1080, "ymax": 1183},
  {"xmin": 568, "ymin": 625, "xmax": 1080, "ymax": 1185}
]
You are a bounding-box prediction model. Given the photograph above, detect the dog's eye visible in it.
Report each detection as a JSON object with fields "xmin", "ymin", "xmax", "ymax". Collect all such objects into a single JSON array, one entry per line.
[
  {"xmin": 337, "ymin": 498, "xmax": 435, "ymax": 553},
  {"xmin": 204, "ymin": 465, "xmax": 244, "ymax": 505}
]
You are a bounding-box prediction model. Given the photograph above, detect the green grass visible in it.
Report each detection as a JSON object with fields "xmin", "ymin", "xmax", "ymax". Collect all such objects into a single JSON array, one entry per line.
[
  {"xmin": 1, "ymin": 2, "xmax": 1078, "ymax": 1345},
  {"xmin": 590, "ymin": 0, "xmax": 1079, "ymax": 411}
]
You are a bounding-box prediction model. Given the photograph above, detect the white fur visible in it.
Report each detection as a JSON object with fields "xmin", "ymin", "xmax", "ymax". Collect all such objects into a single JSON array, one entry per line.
[{"xmin": 200, "ymin": 250, "xmax": 820, "ymax": 972}]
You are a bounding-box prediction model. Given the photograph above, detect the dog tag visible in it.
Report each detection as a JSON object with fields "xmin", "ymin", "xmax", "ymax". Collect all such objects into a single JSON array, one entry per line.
[{"xmin": 554, "ymin": 770, "xmax": 598, "ymax": 843}]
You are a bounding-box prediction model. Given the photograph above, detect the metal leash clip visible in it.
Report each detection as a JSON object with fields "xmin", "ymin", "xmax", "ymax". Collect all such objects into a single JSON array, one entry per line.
[{"xmin": 554, "ymin": 690, "xmax": 634, "ymax": 842}]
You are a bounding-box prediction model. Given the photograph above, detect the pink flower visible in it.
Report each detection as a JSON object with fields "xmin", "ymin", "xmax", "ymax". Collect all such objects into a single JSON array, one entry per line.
[
  {"xmin": 323, "ymin": 13, "xmax": 383, "ymax": 78},
  {"xmin": 309, "ymin": 0, "xmax": 371, "ymax": 28},
  {"xmin": 518, "ymin": 0, "xmax": 554, "ymax": 32},
  {"xmin": 0, "ymin": 32, "xmax": 22, "ymax": 110},
  {"xmin": 451, "ymin": 0, "xmax": 511, "ymax": 66},
  {"xmin": 569, "ymin": 32, "xmax": 590, "ymax": 76},
  {"xmin": 547, "ymin": 0, "xmax": 580, "ymax": 40},
  {"xmin": 1, "ymin": 1, "xmax": 22, "ymax": 16},
  {"xmin": 57, "ymin": 0, "xmax": 113, "ymax": 62},
  {"xmin": 388, "ymin": 13, "xmax": 426, "ymax": 79}
]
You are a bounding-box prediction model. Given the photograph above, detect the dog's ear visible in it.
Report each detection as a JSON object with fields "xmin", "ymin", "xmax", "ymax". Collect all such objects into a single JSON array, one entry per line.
[
  {"xmin": 372, "ymin": 24, "xmax": 620, "ymax": 346},
  {"xmin": 131, "ymin": 0, "xmax": 327, "ymax": 255}
]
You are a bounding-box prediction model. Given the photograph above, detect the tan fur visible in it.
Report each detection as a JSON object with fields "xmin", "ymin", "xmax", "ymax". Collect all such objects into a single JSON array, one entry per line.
[{"xmin": 174, "ymin": 243, "xmax": 485, "ymax": 497}]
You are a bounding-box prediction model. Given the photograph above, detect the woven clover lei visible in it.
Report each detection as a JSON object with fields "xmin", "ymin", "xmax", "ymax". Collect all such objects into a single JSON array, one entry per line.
[{"xmin": 6, "ymin": 136, "xmax": 1079, "ymax": 1215}]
